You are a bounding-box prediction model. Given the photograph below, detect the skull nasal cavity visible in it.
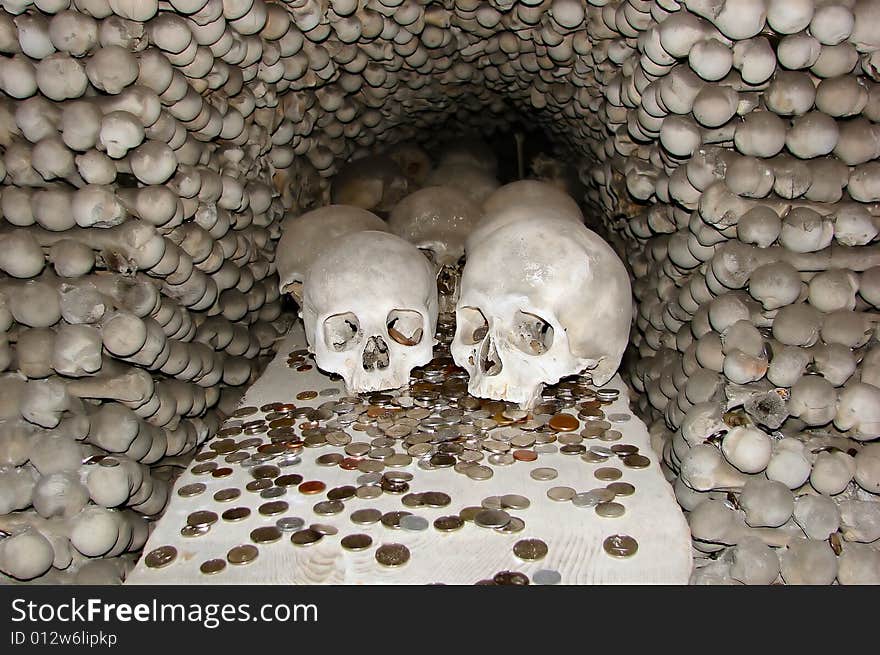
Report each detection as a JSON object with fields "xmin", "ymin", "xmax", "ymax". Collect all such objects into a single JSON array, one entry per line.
[
  {"xmin": 363, "ymin": 336, "xmax": 390, "ymax": 371},
  {"xmin": 479, "ymin": 336, "xmax": 503, "ymax": 376}
]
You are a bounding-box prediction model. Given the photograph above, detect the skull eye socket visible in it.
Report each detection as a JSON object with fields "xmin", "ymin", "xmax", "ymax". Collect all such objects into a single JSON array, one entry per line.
[
  {"xmin": 458, "ymin": 306, "xmax": 489, "ymax": 345},
  {"xmin": 512, "ymin": 311, "xmax": 554, "ymax": 356},
  {"xmin": 386, "ymin": 309, "xmax": 423, "ymax": 346},
  {"xmin": 418, "ymin": 247, "xmax": 437, "ymax": 264},
  {"xmin": 323, "ymin": 312, "xmax": 360, "ymax": 352}
]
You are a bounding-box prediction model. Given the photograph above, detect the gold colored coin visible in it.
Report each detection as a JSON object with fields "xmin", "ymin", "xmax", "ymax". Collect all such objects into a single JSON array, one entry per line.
[
  {"xmin": 296, "ymin": 391, "xmax": 318, "ymax": 400},
  {"xmin": 513, "ymin": 539, "xmax": 548, "ymax": 561},
  {"xmin": 178, "ymin": 483, "xmax": 206, "ymax": 497},
  {"xmin": 340, "ymin": 533, "xmax": 373, "ymax": 551},
  {"xmin": 213, "ymin": 488, "xmax": 241, "ymax": 502},
  {"xmin": 250, "ymin": 526, "xmax": 283, "ymax": 544},
  {"xmin": 603, "ymin": 534, "xmax": 638, "ymax": 558},
  {"xmin": 222, "ymin": 507, "xmax": 251, "ymax": 522},
  {"xmin": 594, "ymin": 467, "xmax": 623, "ymax": 481},
  {"xmin": 433, "ymin": 515, "xmax": 465, "ymax": 532},
  {"xmin": 623, "ymin": 454, "xmax": 651, "ymax": 469},
  {"xmin": 596, "ymin": 502, "xmax": 626, "ymax": 518},
  {"xmin": 144, "ymin": 546, "xmax": 177, "ymax": 569},
  {"xmin": 200, "ymin": 559, "xmax": 226, "ymax": 575},
  {"xmin": 187, "ymin": 510, "xmax": 219, "ymax": 527},
  {"xmin": 607, "ymin": 482, "xmax": 636, "ymax": 497},
  {"xmin": 259, "ymin": 500, "xmax": 289, "ymax": 516},
  {"xmin": 375, "ymin": 543, "xmax": 410, "ymax": 567},
  {"xmin": 227, "ymin": 544, "xmax": 259, "ymax": 565}
]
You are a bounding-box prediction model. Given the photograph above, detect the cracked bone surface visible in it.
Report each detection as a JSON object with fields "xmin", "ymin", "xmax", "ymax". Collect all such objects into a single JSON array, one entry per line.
[{"xmin": 0, "ymin": 0, "xmax": 879, "ymax": 586}]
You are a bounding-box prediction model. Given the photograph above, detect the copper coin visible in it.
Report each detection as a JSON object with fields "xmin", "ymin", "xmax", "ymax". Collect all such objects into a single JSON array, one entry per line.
[
  {"xmin": 144, "ymin": 546, "xmax": 177, "ymax": 569},
  {"xmin": 493, "ymin": 570, "xmax": 529, "ymax": 585},
  {"xmin": 603, "ymin": 534, "xmax": 638, "ymax": 558},
  {"xmin": 607, "ymin": 482, "xmax": 636, "ymax": 497},
  {"xmin": 187, "ymin": 510, "xmax": 219, "ymax": 527},
  {"xmin": 298, "ymin": 480, "xmax": 326, "ymax": 495},
  {"xmin": 375, "ymin": 543, "xmax": 410, "ymax": 567},
  {"xmin": 513, "ymin": 449, "xmax": 538, "ymax": 462},
  {"xmin": 194, "ymin": 451, "xmax": 218, "ymax": 462},
  {"xmin": 178, "ymin": 483, "xmax": 206, "ymax": 497},
  {"xmin": 232, "ymin": 406, "xmax": 258, "ymax": 418},
  {"xmin": 513, "ymin": 539, "xmax": 548, "ymax": 561},
  {"xmin": 222, "ymin": 507, "xmax": 251, "ymax": 522},
  {"xmin": 548, "ymin": 414, "xmax": 579, "ymax": 432},
  {"xmin": 296, "ymin": 391, "xmax": 318, "ymax": 400},
  {"xmin": 434, "ymin": 515, "xmax": 465, "ymax": 532},
  {"xmin": 291, "ymin": 529, "xmax": 323, "ymax": 546},
  {"xmin": 340, "ymin": 457, "xmax": 362, "ymax": 470},
  {"xmin": 611, "ymin": 444, "xmax": 639, "ymax": 456},
  {"xmin": 212, "ymin": 467, "xmax": 233, "ymax": 478},
  {"xmin": 213, "ymin": 488, "xmax": 241, "ymax": 502},
  {"xmin": 227, "ymin": 544, "xmax": 259, "ymax": 564},
  {"xmin": 259, "ymin": 500, "xmax": 289, "ymax": 516},
  {"xmin": 200, "ymin": 559, "xmax": 226, "ymax": 575},
  {"xmin": 623, "ymin": 454, "xmax": 651, "ymax": 469},
  {"xmin": 341, "ymin": 533, "xmax": 373, "ymax": 551},
  {"xmin": 595, "ymin": 467, "xmax": 623, "ymax": 481},
  {"xmin": 251, "ymin": 526, "xmax": 283, "ymax": 544}
]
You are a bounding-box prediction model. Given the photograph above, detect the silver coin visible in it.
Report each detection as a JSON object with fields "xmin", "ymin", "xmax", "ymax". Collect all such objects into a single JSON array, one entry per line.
[
  {"xmin": 530, "ymin": 467, "xmax": 558, "ymax": 481},
  {"xmin": 260, "ymin": 486, "xmax": 287, "ymax": 499},
  {"xmin": 466, "ymin": 465, "xmax": 493, "ymax": 480},
  {"xmin": 547, "ymin": 486, "xmax": 576, "ymax": 502},
  {"xmin": 494, "ymin": 516, "xmax": 526, "ymax": 534},
  {"xmin": 533, "ymin": 569, "xmax": 562, "ymax": 585},
  {"xmin": 276, "ymin": 517, "xmax": 305, "ymax": 532},
  {"xmin": 481, "ymin": 496, "xmax": 503, "ymax": 510},
  {"xmin": 488, "ymin": 453, "xmax": 515, "ymax": 466},
  {"xmin": 357, "ymin": 472, "xmax": 383, "ymax": 485},
  {"xmin": 399, "ymin": 515, "xmax": 429, "ymax": 531},
  {"xmin": 608, "ymin": 413, "xmax": 631, "ymax": 423},
  {"xmin": 534, "ymin": 444, "xmax": 558, "ymax": 454},
  {"xmin": 590, "ymin": 445, "xmax": 615, "ymax": 457}
]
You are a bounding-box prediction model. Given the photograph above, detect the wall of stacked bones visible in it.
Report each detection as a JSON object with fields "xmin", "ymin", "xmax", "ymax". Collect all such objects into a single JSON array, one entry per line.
[{"xmin": 0, "ymin": 0, "xmax": 879, "ymax": 585}]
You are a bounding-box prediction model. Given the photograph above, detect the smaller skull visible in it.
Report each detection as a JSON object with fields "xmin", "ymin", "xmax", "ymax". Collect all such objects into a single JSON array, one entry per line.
[
  {"xmin": 388, "ymin": 185, "xmax": 482, "ymax": 312},
  {"xmin": 453, "ymin": 215, "xmax": 632, "ymax": 407},
  {"xmin": 384, "ymin": 142, "xmax": 432, "ymax": 186},
  {"xmin": 302, "ymin": 231, "xmax": 438, "ymax": 393},
  {"xmin": 331, "ymin": 155, "xmax": 409, "ymax": 214},
  {"xmin": 275, "ymin": 205, "xmax": 387, "ymax": 302}
]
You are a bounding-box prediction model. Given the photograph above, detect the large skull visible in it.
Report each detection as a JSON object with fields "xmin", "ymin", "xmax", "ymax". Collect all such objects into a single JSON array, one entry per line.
[
  {"xmin": 468, "ymin": 181, "xmax": 584, "ymax": 251},
  {"xmin": 331, "ymin": 155, "xmax": 409, "ymax": 214},
  {"xmin": 388, "ymin": 185, "xmax": 482, "ymax": 312},
  {"xmin": 302, "ymin": 231, "xmax": 439, "ymax": 393},
  {"xmin": 452, "ymin": 216, "xmax": 632, "ymax": 407},
  {"xmin": 275, "ymin": 205, "xmax": 387, "ymax": 302}
]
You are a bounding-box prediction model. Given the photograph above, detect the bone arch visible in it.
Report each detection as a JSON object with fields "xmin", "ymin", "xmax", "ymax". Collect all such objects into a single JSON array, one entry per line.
[{"xmin": 0, "ymin": 0, "xmax": 879, "ymax": 585}]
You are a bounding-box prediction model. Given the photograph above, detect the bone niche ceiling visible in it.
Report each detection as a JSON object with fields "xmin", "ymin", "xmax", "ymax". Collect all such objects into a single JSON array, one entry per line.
[{"xmin": 0, "ymin": 0, "xmax": 879, "ymax": 585}]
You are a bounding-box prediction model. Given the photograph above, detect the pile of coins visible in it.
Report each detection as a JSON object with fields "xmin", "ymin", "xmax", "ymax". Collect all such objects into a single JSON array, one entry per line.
[{"xmin": 144, "ymin": 317, "xmax": 643, "ymax": 581}]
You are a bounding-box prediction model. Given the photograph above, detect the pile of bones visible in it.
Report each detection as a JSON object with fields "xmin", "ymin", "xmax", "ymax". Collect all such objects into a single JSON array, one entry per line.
[{"xmin": 0, "ymin": 0, "xmax": 879, "ymax": 585}]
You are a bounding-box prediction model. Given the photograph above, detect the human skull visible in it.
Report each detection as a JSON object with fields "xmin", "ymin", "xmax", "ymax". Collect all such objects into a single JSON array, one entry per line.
[
  {"xmin": 330, "ymin": 155, "xmax": 409, "ymax": 214},
  {"xmin": 275, "ymin": 205, "xmax": 388, "ymax": 302},
  {"xmin": 302, "ymin": 231, "xmax": 439, "ymax": 393},
  {"xmin": 452, "ymin": 216, "xmax": 632, "ymax": 406},
  {"xmin": 388, "ymin": 185, "xmax": 482, "ymax": 313}
]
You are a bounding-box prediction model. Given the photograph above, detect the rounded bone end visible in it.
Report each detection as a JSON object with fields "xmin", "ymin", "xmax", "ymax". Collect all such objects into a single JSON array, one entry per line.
[{"xmin": 0, "ymin": 528, "xmax": 55, "ymax": 581}]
